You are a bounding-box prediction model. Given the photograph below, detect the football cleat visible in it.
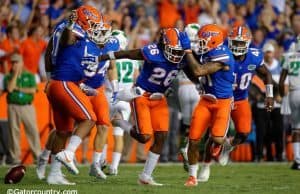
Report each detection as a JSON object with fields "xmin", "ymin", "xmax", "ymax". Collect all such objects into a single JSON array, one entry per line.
[
  {"xmin": 36, "ymin": 155, "xmax": 48, "ymax": 180},
  {"xmin": 138, "ymin": 173, "xmax": 163, "ymax": 186},
  {"xmin": 197, "ymin": 164, "xmax": 210, "ymax": 182},
  {"xmin": 218, "ymin": 140, "xmax": 234, "ymax": 166},
  {"xmin": 184, "ymin": 176, "xmax": 198, "ymax": 187},
  {"xmin": 179, "ymin": 147, "xmax": 189, "ymax": 172},
  {"xmin": 55, "ymin": 150, "xmax": 79, "ymax": 175},
  {"xmin": 47, "ymin": 173, "xmax": 75, "ymax": 185},
  {"xmin": 108, "ymin": 167, "xmax": 118, "ymax": 176},
  {"xmin": 89, "ymin": 163, "xmax": 107, "ymax": 179}
]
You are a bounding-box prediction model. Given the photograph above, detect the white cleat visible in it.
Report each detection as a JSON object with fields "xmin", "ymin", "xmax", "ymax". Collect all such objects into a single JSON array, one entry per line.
[
  {"xmin": 89, "ymin": 163, "xmax": 107, "ymax": 179},
  {"xmin": 55, "ymin": 150, "xmax": 79, "ymax": 175},
  {"xmin": 36, "ymin": 155, "xmax": 48, "ymax": 180},
  {"xmin": 108, "ymin": 167, "xmax": 118, "ymax": 176},
  {"xmin": 138, "ymin": 173, "xmax": 163, "ymax": 186},
  {"xmin": 197, "ymin": 164, "xmax": 210, "ymax": 182},
  {"xmin": 219, "ymin": 140, "xmax": 234, "ymax": 166},
  {"xmin": 47, "ymin": 173, "xmax": 75, "ymax": 185}
]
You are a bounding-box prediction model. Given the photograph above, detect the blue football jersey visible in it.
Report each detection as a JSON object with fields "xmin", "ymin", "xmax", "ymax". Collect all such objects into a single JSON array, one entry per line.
[
  {"xmin": 136, "ymin": 43, "xmax": 182, "ymax": 93},
  {"xmin": 83, "ymin": 37, "xmax": 120, "ymax": 89},
  {"xmin": 233, "ymin": 48, "xmax": 264, "ymax": 101},
  {"xmin": 50, "ymin": 21, "xmax": 99, "ymax": 82},
  {"xmin": 197, "ymin": 45, "xmax": 235, "ymax": 99}
]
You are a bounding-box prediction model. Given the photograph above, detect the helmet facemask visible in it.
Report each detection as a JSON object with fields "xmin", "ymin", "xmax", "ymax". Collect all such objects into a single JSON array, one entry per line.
[
  {"xmin": 87, "ymin": 20, "xmax": 111, "ymax": 44},
  {"xmin": 163, "ymin": 44, "xmax": 185, "ymax": 63},
  {"xmin": 228, "ymin": 39, "xmax": 250, "ymax": 56}
]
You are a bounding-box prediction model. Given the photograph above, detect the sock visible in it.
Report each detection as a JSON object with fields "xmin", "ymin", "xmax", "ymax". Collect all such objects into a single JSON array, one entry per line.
[
  {"xmin": 189, "ymin": 164, "xmax": 198, "ymax": 177},
  {"xmin": 50, "ymin": 154, "xmax": 61, "ymax": 175},
  {"xmin": 100, "ymin": 144, "xmax": 107, "ymax": 163},
  {"xmin": 293, "ymin": 142, "xmax": 300, "ymax": 163},
  {"xmin": 111, "ymin": 152, "xmax": 122, "ymax": 170},
  {"xmin": 40, "ymin": 149, "xmax": 51, "ymax": 160},
  {"xmin": 142, "ymin": 151, "xmax": 160, "ymax": 177},
  {"xmin": 93, "ymin": 152, "xmax": 102, "ymax": 164},
  {"xmin": 66, "ymin": 135, "xmax": 82, "ymax": 153}
]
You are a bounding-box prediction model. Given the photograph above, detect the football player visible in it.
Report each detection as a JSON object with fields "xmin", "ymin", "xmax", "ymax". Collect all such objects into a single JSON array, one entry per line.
[
  {"xmin": 181, "ymin": 24, "xmax": 235, "ymax": 187},
  {"xmin": 279, "ymin": 35, "xmax": 300, "ymax": 170},
  {"xmin": 217, "ymin": 25, "xmax": 274, "ymax": 167},
  {"xmin": 40, "ymin": 5, "xmax": 103, "ymax": 184}
]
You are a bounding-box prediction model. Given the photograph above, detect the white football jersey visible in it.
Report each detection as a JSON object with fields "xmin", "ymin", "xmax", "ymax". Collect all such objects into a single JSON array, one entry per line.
[
  {"xmin": 282, "ymin": 51, "xmax": 300, "ymax": 91},
  {"xmin": 116, "ymin": 59, "xmax": 141, "ymax": 90}
]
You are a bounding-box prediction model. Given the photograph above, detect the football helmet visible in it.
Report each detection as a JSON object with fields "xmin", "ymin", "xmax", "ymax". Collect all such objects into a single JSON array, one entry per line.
[
  {"xmin": 76, "ymin": 5, "xmax": 111, "ymax": 44},
  {"xmin": 228, "ymin": 25, "xmax": 252, "ymax": 56},
  {"xmin": 197, "ymin": 24, "xmax": 224, "ymax": 54},
  {"xmin": 111, "ymin": 30, "xmax": 128, "ymax": 50},
  {"xmin": 161, "ymin": 28, "xmax": 185, "ymax": 63},
  {"xmin": 184, "ymin": 23, "xmax": 200, "ymax": 51}
]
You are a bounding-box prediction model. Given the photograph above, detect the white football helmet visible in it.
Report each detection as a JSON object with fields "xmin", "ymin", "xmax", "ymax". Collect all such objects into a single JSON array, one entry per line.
[
  {"xmin": 184, "ymin": 23, "xmax": 200, "ymax": 51},
  {"xmin": 111, "ymin": 30, "xmax": 128, "ymax": 50}
]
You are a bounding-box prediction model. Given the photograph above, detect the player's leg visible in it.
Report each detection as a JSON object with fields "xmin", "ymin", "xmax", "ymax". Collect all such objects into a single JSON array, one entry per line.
[
  {"xmin": 48, "ymin": 81, "xmax": 96, "ymax": 175},
  {"xmin": 138, "ymin": 97, "xmax": 168, "ymax": 186},
  {"xmin": 36, "ymin": 129, "xmax": 56, "ymax": 180},
  {"xmin": 47, "ymin": 109, "xmax": 74, "ymax": 185},
  {"xmin": 289, "ymin": 91, "xmax": 300, "ymax": 169},
  {"xmin": 219, "ymin": 99, "xmax": 251, "ymax": 166},
  {"xmin": 130, "ymin": 96, "xmax": 152, "ymax": 143},
  {"xmin": 90, "ymin": 86, "xmax": 112, "ymax": 179},
  {"xmin": 210, "ymin": 98, "xmax": 232, "ymax": 157},
  {"xmin": 185, "ymin": 99, "xmax": 211, "ymax": 186},
  {"xmin": 109, "ymin": 101, "xmax": 131, "ymax": 175}
]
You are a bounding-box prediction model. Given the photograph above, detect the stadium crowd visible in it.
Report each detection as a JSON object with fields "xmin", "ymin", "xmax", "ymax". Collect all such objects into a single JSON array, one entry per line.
[{"xmin": 0, "ymin": 0, "xmax": 299, "ymax": 170}]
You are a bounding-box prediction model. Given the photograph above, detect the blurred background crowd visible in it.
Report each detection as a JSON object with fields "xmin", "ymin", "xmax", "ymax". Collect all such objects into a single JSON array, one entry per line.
[{"xmin": 0, "ymin": 0, "xmax": 299, "ymax": 165}]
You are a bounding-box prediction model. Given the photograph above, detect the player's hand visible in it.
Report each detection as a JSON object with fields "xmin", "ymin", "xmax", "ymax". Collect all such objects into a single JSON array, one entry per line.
[
  {"xmin": 265, "ymin": 97, "xmax": 274, "ymax": 112},
  {"xmin": 179, "ymin": 32, "xmax": 191, "ymax": 50},
  {"xmin": 79, "ymin": 83, "xmax": 98, "ymax": 96}
]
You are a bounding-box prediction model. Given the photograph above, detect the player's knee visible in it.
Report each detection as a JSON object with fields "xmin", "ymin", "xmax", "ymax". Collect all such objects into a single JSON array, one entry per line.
[
  {"xmin": 211, "ymin": 136, "xmax": 225, "ymax": 145},
  {"xmin": 234, "ymin": 133, "xmax": 249, "ymax": 144},
  {"xmin": 189, "ymin": 139, "xmax": 200, "ymax": 151},
  {"xmin": 113, "ymin": 127, "xmax": 124, "ymax": 136},
  {"xmin": 138, "ymin": 134, "xmax": 152, "ymax": 143}
]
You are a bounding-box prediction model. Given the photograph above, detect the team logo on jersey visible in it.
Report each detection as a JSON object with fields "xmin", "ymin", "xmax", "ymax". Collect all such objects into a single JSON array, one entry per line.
[{"xmin": 247, "ymin": 64, "xmax": 256, "ymax": 71}]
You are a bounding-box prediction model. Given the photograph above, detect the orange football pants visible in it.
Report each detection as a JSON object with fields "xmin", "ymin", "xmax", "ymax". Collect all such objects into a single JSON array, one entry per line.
[
  {"xmin": 189, "ymin": 97, "xmax": 233, "ymax": 140},
  {"xmin": 231, "ymin": 99, "xmax": 252, "ymax": 134},
  {"xmin": 89, "ymin": 85, "xmax": 112, "ymax": 128},
  {"xmin": 47, "ymin": 80, "xmax": 96, "ymax": 133},
  {"xmin": 131, "ymin": 94, "xmax": 169, "ymax": 135}
]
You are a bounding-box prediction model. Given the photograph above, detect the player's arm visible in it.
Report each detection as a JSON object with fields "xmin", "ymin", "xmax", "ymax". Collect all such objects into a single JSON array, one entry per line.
[
  {"xmin": 45, "ymin": 37, "xmax": 53, "ymax": 73},
  {"xmin": 185, "ymin": 52, "xmax": 228, "ymax": 77},
  {"xmin": 279, "ymin": 69, "xmax": 288, "ymax": 97},
  {"xmin": 256, "ymin": 64, "xmax": 274, "ymax": 111},
  {"xmin": 98, "ymin": 49, "xmax": 144, "ymax": 61}
]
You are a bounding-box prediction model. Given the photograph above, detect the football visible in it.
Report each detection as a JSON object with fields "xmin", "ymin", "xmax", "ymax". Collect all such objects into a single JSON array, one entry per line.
[{"xmin": 4, "ymin": 165, "xmax": 26, "ymax": 184}]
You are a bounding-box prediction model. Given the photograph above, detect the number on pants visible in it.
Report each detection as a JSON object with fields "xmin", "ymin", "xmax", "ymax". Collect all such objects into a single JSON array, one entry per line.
[{"xmin": 148, "ymin": 67, "xmax": 178, "ymax": 86}]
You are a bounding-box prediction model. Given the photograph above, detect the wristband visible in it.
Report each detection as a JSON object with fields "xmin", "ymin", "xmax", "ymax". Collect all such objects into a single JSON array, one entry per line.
[
  {"xmin": 266, "ymin": 84, "xmax": 273, "ymax": 98},
  {"xmin": 111, "ymin": 80, "xmax": 119, "ymax": 93},
  {"xmin": 108, "ymin": 51, "xmax": 116, "ymax": 60}
]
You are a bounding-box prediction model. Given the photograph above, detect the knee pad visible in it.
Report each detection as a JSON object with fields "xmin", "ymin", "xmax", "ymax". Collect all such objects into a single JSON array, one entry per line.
[{"xmin": 113, "ymin": 127, "xmax": 124, "ymax": 136}]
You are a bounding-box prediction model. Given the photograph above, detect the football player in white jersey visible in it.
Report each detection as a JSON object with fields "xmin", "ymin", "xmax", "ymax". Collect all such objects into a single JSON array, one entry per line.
[
  {"xmin": 105, "ymin": 30, "xmax": 141, "ymax": 175},
  {"xmin": 178, "ymin": 23, "xmax": 201, "ymax": 171},
  {"xmin": 279, "ymin": 36, "xmax": 300, "ymax": 170}
]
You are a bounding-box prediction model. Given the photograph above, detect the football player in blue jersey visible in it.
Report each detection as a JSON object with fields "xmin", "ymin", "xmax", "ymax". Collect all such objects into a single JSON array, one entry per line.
[
  {"xmin": 217, "ymin": 25, "xmax": 274, "ymax": 168},
  {"xmin": 179, "ymin": 24, "xmax": 236, "ymax": 186},
  {"xmin": 36, "ymin": 5, "xmax": 110, "ymax": 185}
]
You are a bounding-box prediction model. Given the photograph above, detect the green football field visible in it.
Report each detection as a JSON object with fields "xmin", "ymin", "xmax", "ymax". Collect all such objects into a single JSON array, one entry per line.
[{"xmin": 0, "ymin": 163, "xmax": 299, "ymax": 194}]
